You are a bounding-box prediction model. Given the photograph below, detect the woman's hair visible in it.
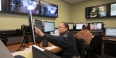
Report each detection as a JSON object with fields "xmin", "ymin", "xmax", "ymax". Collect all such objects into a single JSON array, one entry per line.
[
  {"xmin": 82, "ymin": 25, "xmax": 87, "ymax": 30},
  {"xmin": 61, "ymin": 22, "xmax": 69, "ymax": 30}
]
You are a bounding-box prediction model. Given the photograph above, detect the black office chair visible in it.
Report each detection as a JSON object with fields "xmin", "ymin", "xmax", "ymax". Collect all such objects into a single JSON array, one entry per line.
[
  {"xmin": 86, "ymin": 35, "xmax": 102, "ymax": 58},
  {"xmin": 76, "ymin": 38, "xmax": 86, "ymax": 58}
]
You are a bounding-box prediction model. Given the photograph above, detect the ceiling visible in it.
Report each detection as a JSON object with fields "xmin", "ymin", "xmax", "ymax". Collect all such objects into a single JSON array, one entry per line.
[{"xmin": 63, "ymin": 0, "xmax": 86, "ymax": 4}]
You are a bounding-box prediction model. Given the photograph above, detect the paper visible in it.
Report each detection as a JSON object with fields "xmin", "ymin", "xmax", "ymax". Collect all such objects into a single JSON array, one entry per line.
[{"xmin": 45, "ymin": 46, "xmax": 58, "ymax": 50}]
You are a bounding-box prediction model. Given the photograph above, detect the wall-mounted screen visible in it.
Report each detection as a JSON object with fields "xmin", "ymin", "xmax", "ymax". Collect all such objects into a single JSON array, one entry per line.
[
  {"xmin": 98, "ymin": 5, "xmax": 108, "ymax": 17},
  {"xmin": 105, "ymin": 28, "xmax": 116, "ymax": 37},
  {"xmin": 40, "ymin": 1, "xmax": 58, "ymax": 18},
  {"xmin": 9, "ymin": 0, "xmax": 40, "ymax": 15},
  {"xmin": 86, "ymin": 4, "xmax": 109, "ymax": 18},
  {"xmin": 110, "ymin": 3, "xmax": 116, "ymax": 16},
  {"xmin": 86, "ymin": 7, "xmax": 98, "ymax": 18},
  {"xmin": 0, "ymin": 0, "xmax": 1, "ymax": 11},
  {"xmin": 88, "ymin": 22, "xmax": 103, "ymax": 31},
  {"xmin": 0, "ymin": 0, "xmax": 8, "ymax": 12},
  {"xmin": 44, "ymin": 21, "xmax": 55, "ymax": 32},
  {"xmin": 75, "ymin": 23, "xmax": 87, "ymax": 30}
]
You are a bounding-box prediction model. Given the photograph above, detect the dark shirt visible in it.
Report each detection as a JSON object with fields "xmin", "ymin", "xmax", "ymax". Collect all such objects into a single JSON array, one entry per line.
[{"xmin": 42, "ymin": 31, "xmax": 79, "ymax": 58}]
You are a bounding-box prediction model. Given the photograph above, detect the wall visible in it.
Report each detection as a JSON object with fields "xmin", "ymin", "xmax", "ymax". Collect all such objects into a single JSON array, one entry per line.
[
  {"xmin": 72, "ymin": 0, "xmax": 116, "ymax": 27},
  {"xmin": 0, "ymin": 0, "xmax": 71, "ymax": 30}
]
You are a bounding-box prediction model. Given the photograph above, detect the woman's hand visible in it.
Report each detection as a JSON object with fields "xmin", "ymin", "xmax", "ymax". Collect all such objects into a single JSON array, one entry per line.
[{"xmin": 34, "ymin": 27, "xmax": 44, "ymax": 37}]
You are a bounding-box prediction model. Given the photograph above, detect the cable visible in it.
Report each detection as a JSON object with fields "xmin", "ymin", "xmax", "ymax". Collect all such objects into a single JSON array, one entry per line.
[{"xmin": 17, "ymin": 30, "xmax": 28, "ymax": 51}]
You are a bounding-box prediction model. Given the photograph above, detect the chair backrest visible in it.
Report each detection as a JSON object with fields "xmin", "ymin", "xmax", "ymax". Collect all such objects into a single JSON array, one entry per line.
[
  {"xmin": 90, "ymin": 35, "xmax": 102, "ymax": 53},
  {"xmin": 76, "ymin": 38, "xmax": 86, "ymax": 58}
]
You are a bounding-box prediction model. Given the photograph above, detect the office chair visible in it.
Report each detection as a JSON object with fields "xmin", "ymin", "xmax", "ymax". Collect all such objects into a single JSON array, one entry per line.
[
  {"xmin": 76, "ymin": 38, "xmax": 86, "ymax": 58},
  {"xmin": 86, "ymin": 35, "xmax": 102, "ymax": 58}
]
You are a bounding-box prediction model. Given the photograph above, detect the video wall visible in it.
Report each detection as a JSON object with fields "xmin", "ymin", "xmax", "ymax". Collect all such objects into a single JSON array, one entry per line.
[
  {"xmin": 85, "ymin": 2, "xmax": 116, "ymax": 19},
  {"xmin": 0, "ymin": 0, "xmax": 58, "ymax": 18}
]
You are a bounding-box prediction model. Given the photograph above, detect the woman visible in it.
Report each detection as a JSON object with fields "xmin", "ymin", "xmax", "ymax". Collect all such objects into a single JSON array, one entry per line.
[{"xmin": 75, "ymin": 25, "xmax": 92, "ymax": 46}]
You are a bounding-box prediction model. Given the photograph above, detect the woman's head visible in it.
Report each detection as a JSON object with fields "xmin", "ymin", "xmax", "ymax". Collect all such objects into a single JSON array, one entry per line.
[
  {"xmin": 82, "ymin": 25, "xmax": 87, "ymax": 30},
  {"xmin": 58, "ymin": 22, "xmax": 69, "ymax": 34}
]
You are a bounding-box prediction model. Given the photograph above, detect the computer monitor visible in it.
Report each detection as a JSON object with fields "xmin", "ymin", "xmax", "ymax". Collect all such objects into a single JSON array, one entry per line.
[
  {"xmin": 105, "ymin": 28, "xmax": 116, "ymax": 37},
  {"xmin": 32, "ymin": 45, "xmax": 61, "ymax": 58},
  {"xmin": 44, "ymin": 21, "xmax": 55, "ymax": 33},
  {"xmin": 88, "ymin": 22, "xmax": 103, "ymax": 31},
  {"xmin": 68, "ymin": 23, "xmax": 74, "ymax": 30},
  {"xmin": 50, "ymin": 28, "xmax": 59, "ymax": 36},
  {"xmin": 40, "ymin": 1, "xmax": 58, "ymax": 18},
  {"xmin": 110, "ymin": 3, "xmax": 116, "ymax": 16},
  {"xmin": 0, "ymin": 0, "xmax": 8, "ymax": 12},
  {"xmin": 35, "ymin": 19, "xmax": 43, "ymax": 32},
  {"xmin": 9, "ymin": 0, "xmax": 40, "ymax": 15},
  {"xmin": 75, "ymin": 23, "xmax": 87, "ymax": 30},
  {"xmin": 0, "ymin": 40, "xmax": 14, "ymax": 58}
]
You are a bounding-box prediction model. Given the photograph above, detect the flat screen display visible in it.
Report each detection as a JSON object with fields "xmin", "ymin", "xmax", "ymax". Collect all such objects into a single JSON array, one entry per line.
[
  {"xmin": 89, "ymin": 22, "xmax": 103, "ymax": 31},
  {"xmin": 9, "ymin": 0, "xmax": 40, "ymax": 15},
  {"xmin": 44, "ymin": 21, "xmax": 55, "ymax": 32},
  {"xmin": 86, "ymin": 7, "xmax": 98, "ymax": 18},
  {"xmin": 50, "ymin": 28, "xmax": 59, "ymax": 36},
  {"xmin": 76, "ymin": 23, "xmax": 86, "ymax": 30},
  {"xmin": 68, "ymin": 23, "xmax": 74, "ymax": 30},
  {"xmin": 98, "ymin": 5, "xmax": 108, "ymax": 17},
  {"xmin": 0, "ymin": 0, "xmax": 1, "ymax": 11},
  {"xmin": 35, "ymin": 19, "xmax": 43, "ymax": 32},
  {"xmin": 0, "ymin": 0, "xmax": 8, "ymax": 12},
  {"xmin": 110, "ymin": 3, "xmax": 116, "ymax": 16},
  {"xmin": 105, "ymin": 28, "xmax": 116, "ymax": 37},
  {"xmin": 40, "ymin": 1, "xmax": 58, "ymax": 18}
]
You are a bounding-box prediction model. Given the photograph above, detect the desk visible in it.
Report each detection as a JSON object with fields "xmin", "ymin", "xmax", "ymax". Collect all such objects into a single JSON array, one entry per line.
[
  {"xmin": 11, "ymin": 45, "xmax": 60, "ymax": 58},
  {"xmin": 101, "ymin": 38, "xmax": 116, "ymax": 58},
  {"xmin": 12, "ymin": 47, "xmax": 32, "ymax": 58}
]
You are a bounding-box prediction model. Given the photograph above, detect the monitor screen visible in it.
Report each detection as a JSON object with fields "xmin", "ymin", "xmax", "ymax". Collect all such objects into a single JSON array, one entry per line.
[
  {"xmin": 105, "ymin": 28, "xmax": 116, "ymax": 37},
  {"xmin": 35, "ymin": 19, "xmax": 43, "ymax": 32},
  {"xmin": 76, "ymin": 23, "xmax": 86, "ymax": 30},
  {"xmin": 98, "ymin": 5, "xmax": 108, "ymax": 17},
  {"xmin": 110, "ymin": 3, "xmax": 116, "ymax": 16},
  {"xmin": 0, "ymin": 0, "xmax": 1, "ymax": 11},
  {"xmin": 86, "ymin": 4, "xmax": 109, "ymax": 18},
  {"xmin": 40, "ymin": 1, "xmax": 58, "ymax": 18},
  {"xmin": 68, "ymin": 23, "xmax": 74, "ymax": 30},
  {"xmin": 9, "ymin": 0, "xmax": 40, "ymax": 15},
  {"xmin": 44, "ymin": 21, "xmax": 55, "ymax": 32},
  {"xmin": 89, "ymin": 22, "xmax": 103, "ymax": 31},
  {"xmin": 86, "ymin": 7, "xmax": 98, "ymax": 18},
  {"xmin": 50, "ymin": 28, "xmax": 59, "ymax": 36}
]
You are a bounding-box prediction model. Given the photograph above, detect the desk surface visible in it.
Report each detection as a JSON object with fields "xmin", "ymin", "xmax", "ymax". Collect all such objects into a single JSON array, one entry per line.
[
  {"xmin": 12, "ymin": 47, "xmax": 32, "ymax": 58},
  {"xmin": 102, "ymin": 37, "xmax": 116, "ymax": 41}
]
